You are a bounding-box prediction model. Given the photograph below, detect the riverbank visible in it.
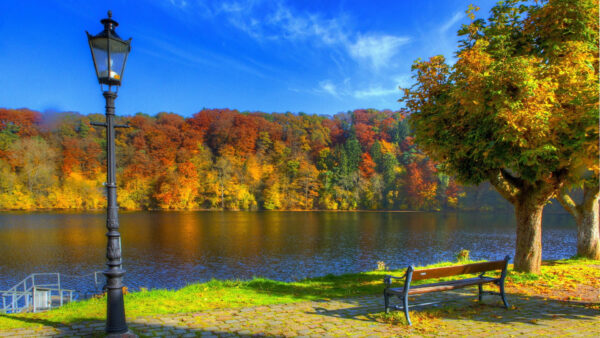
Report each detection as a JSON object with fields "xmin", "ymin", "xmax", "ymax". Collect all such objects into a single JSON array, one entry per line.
[{"xmin": 0, "ymin": 257, "xmax": 598, "ymax": 332}]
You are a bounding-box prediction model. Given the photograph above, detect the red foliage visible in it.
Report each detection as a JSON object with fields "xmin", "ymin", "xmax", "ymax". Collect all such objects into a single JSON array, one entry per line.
[
  {"xmin": 405, "ymin": 162, "xmax": 425, "ymax": 208},
  {"xmin": 231, "ymin": 114, "xmax": 259, "ymax": 155},
  {"xmin": 323, "ymin": 118, "xmax": 345, "ymax": 145},
  {"xmin": 354, "ymin": 123, "xmax": 376, "ymax": 150},
  {"xmin": 380, "ymin": 117, "xmax": 396, "ymax": 141},
  {"xmin": 61, "ymin": 137, "xmax": 85, "ymax": 176},
  {"xmin": 359, "ymin": 152, "xmax": 376, "ymax": 178},
  {"xmin": 446, "ymin": 179, "xmax": 460, "ymax": 199},
  {"xmin": 400, "ymin": 136, "xmax": 415, "ymax": 152},
  {"xmin": 0, "ymin": 108, "xmax": 42, "ymax": 137},
  {"xmin": 353, "ymin": 109, "xmax": 371, "ymax": 125}
]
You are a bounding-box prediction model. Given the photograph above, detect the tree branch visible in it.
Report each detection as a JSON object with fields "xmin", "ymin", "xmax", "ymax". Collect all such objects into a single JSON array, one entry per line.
[
  {"xmin": 557, "ymin": 174, "xmax": 597, "ymax": 219},
  {"xmin": 487, "ymin": 169, "xmax": 519, "ymax": 204},
  {"xmin": 582, "ymin": 178, "xmax": 600, "ymax": 211},
  {"xmin": 500, "ymin": 169, "xmax": 524, "ymax": 189},
  {"xmin": 556, "ymin": 188, "xmax": 580, "ymax": 219}
]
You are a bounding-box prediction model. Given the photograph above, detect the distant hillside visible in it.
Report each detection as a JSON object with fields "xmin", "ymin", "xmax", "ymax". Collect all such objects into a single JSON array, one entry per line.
[{"xmin": 0, "ymin": 107, "xmax": 568, "ymax": 212}]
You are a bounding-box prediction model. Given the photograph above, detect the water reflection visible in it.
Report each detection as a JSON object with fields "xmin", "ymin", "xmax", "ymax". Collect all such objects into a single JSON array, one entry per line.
[{"xmin": 0, "ymin": 211, "xmax": 576, "ymax": 292}]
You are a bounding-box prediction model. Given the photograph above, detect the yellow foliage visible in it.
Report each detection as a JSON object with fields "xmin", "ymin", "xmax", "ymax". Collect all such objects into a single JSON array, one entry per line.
[
  {"xmin": 49, "ymin": 172, "xmax": 104, "ymax": 209},
  {"xmin": 379, "ymin": 140, "xmax": 396, "ymax": 155}
]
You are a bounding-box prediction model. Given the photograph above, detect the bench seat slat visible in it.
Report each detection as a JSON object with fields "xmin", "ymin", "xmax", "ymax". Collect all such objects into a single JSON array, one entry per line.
[
  {"xmin": 386, "ymin": 276, "xmax": 498, "ymax": 295},
  {"xmin": 410, "ymin": 260, "xmax": 506, "ymax": 281}
]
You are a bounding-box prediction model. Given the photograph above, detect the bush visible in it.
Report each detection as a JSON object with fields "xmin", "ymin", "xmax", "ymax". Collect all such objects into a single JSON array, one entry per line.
[{"xmin": 455, "ymin": 249, "xmax": 470, "ymax": 263}]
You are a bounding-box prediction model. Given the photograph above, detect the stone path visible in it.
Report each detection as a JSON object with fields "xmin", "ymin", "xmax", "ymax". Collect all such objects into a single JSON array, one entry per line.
[{"xmin": 1, "ymin": 289, "xmax": 598, "ymax": 337}]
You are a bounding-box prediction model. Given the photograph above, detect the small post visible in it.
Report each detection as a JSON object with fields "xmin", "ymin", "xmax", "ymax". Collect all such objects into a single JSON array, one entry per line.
[
  {"xmin": 32, "ymin": 286, "xmax": 36, "ymax": 313},
  {"xmin": 58, "ymin": 273, "xmax": 63, "ymax": 307}
]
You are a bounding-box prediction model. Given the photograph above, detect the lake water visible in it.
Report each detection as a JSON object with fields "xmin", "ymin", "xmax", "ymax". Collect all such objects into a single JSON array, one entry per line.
[{"xmin": 0, "ymin": 211, "xmax": 576, "ymax": 293}]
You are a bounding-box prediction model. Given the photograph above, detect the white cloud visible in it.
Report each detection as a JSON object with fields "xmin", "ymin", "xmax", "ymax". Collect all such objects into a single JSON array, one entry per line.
[
  {"xmin": 169, "ymin": 0, "xmax": 189, "ymax": 9},
  {"xmin": 319, "ymin": 80, "xmax": 338, "ymax": 97},
  {"xmin": 316, "ymin": 78, "xmax": 404, "ymax": 100},
  {"xmin": 217, "ymin": 1, "xmax": 349, "ymax": 46},
  {"xmin": 353, "ymin": 87, "xmax": 397, "ymax": 99},
  {"xmin": 348, "ymin": 34, "xmax": 410, "ymax": 70},
  {"xmin": 219, "ymin": 1, "xmax": 248, "ymax": 13},
  {"xmin": 208, "ymin": 1, "xmax": 412, "ymax": 73},
  {"xmin": 166, "ymin": 0, "xmax": 414, "ymax": 103},
  {"xmin": 138, "ymin": 34, "xmax": 267, "ymax": 78},
  {"xmin": 393, "ymin": 74, "xmax": 412, "ymax": 88},
  {"xmin": 439, "ymin": 12, "xmax": 465, "ymax": 34}
]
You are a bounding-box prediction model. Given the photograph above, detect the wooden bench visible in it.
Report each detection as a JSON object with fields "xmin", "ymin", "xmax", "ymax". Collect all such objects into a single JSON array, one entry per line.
[{"xmin": 383, "ymin": 255, "xmax": 510, "ymax": 325}]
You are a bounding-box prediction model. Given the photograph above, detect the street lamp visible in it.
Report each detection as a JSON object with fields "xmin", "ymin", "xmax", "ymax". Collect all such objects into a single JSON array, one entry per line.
[{"xmin": 86, "ymin": 10, "xmax": 131, "ymax": 335}]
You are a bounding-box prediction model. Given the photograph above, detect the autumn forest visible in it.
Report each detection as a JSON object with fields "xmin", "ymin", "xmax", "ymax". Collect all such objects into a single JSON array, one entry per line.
[{"xmin": 0, "ymin": 107, "xmax": 519, "ymax": 211}]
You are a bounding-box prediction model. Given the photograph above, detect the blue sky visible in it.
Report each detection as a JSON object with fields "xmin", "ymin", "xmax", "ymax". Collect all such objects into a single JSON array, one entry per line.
[{"xmin": 0, "ymin": 0, "xmax": 496, "ymax": 117}]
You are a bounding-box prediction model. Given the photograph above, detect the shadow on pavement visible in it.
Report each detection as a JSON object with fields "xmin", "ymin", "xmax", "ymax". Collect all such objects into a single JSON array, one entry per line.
[{"xmin": 307, "ymin": 289, "xmax": 599, "ymax": 326}]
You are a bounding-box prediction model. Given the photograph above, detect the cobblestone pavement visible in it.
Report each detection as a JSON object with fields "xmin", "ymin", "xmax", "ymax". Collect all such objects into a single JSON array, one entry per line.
[{"xmin": 1, "ymin": 290, "xmax": 598, "ymax": 337}]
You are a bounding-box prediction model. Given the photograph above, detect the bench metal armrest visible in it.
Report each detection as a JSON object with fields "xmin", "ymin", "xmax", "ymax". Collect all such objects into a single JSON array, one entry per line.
[
  {"xmin": 385, "ymin": 266, "xmax": 414, "ymax": 290},
  {"xmin": 384, "ymin": 273, "xmax": 407, "ymax": 288},
  {"xmin": 479, "ymin": 255, "xmax": 511, "ymax": 281}
]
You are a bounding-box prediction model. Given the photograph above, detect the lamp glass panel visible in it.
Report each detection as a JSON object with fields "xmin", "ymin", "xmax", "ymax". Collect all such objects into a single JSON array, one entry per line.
[
  {"xmin": 90, "ymin": 37, "xmax": 129, "ymax": 83},
  {"xmin": 91, "ymin": 44, "xmax": 110, "ymax": 81},
  {"xmin": 109, "ymin": 44, "xmax": 128, "ymax": 80}
]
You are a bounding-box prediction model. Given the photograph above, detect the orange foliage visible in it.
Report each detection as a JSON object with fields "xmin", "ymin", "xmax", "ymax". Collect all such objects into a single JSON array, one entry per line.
[{"xmin": 359, "ymin": 152, "xmax": 376, "ymax": 178}]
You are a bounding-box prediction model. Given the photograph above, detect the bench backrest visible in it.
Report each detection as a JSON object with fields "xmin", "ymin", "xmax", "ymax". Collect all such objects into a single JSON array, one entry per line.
[{"xmin": 410, "ymin": 259, "xmax": 507, "ymax": 281}]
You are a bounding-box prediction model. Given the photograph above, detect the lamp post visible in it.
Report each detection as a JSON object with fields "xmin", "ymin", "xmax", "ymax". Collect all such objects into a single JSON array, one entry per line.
[{"xmin": 86, "ymin": 11, "xmax": 131, "ymax": 335}]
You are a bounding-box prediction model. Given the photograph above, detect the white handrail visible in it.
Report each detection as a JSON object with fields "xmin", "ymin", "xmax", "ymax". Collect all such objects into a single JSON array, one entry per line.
[{"xmin": 1, "ymin": 273, "xmax": 76, "ymax": 313}]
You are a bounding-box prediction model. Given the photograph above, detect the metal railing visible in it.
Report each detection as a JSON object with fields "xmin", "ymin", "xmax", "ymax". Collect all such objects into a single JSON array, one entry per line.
[{"xmin": 1, "ymin": 273, "xmax": 75, "ymax": 313}]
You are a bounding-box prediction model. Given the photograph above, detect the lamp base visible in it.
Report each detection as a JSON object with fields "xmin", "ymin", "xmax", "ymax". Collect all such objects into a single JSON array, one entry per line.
[{"xmin": 106, "ymin": 330, "xmax": 137, "ymax": 338}]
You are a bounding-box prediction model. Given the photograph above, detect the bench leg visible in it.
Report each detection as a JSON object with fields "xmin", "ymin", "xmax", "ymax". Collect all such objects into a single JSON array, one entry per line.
[
  {"xmin": 478, "ymin": 284, "xmax": 483, "ymax": 302},
  {"xmin": 499, "ymin": 283, "xmax": 509, "ymax": 309},
  {"xmin": 384, "ymin": 291, "xmax": 390, "ymax": 314},
  {"xmin": 402, "ymin": 294, "xmax": 411, "ymax": 326}
]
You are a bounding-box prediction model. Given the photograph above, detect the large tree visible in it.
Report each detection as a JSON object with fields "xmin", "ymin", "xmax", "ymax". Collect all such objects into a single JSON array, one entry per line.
[{"xmin": 402, "ymin": 0, "xmax": 598, "ymax": 273}]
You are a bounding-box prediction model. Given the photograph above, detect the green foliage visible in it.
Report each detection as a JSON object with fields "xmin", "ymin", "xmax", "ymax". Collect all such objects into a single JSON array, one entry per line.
[
  {"xmin": 0, "ymin": 124, "xmax": 19, "ymax": 151},
  {"xmin": 344, "ymin": 137, "xmax": 361, "ymax": 173}
]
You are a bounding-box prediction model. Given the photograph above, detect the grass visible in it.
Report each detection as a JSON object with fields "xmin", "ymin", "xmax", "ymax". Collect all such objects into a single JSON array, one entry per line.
[
  {"xmin": 506, "ymin": 256, "xmax": 600, "ymax": 300},
  {"xmin": 1, "ymin": 257, "xmax": 598, "ymax": 330}
]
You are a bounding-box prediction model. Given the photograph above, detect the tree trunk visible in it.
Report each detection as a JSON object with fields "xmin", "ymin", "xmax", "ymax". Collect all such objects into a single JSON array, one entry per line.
[
  {"xmin": 514, "ymin": 197, "xmax": 544, "ymax": 273},
  {"xmin": 557, "ymin": 182, "xmax": 600, "ymax": 259},
  {"xmin": 219, "ymin": 171, "xmax": 225, "ymax": 210},
  {"xmin": 220, "ymin": 175, "xmax": 224, "ymax": 210},
  {"xmin": 577, "ymin": 199, "xmax": 600, "ymax": 259},
  {"xmin": 305, "ymin": 176, "xmax": 309, "ymax": 209},
  {"xmin": 577, "ymin": 184, "xmax": 600, "ymax": 259},
  {"xmin": 488, "ymin": 169, "xmax": 564, "ymax": 274}
]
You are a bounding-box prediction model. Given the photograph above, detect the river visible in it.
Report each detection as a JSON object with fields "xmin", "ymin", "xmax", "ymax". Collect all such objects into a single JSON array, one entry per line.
[{"xmin": 0, "ymin": 211, "xmax": 576, "ymax": 293}]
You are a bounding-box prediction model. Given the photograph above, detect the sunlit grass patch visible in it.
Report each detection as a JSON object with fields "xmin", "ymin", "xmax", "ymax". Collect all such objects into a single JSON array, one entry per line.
[{"xmin": 506, "ymin": 258, "xmax": 600, "ymax": 299}]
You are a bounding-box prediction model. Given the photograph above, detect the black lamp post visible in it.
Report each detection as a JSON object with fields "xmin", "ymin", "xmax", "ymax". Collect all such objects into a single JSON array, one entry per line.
[{"xmin": 86, "ymin": 11, "xmax": 131, "ymax": 335}]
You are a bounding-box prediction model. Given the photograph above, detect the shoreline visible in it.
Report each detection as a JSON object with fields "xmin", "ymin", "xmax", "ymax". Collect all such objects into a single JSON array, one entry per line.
[{"xmin": 0, "ymin": 257, "xmax": 597, "ymax": 332}]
